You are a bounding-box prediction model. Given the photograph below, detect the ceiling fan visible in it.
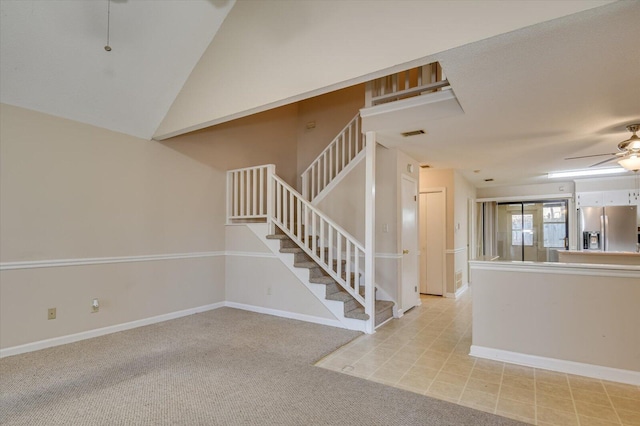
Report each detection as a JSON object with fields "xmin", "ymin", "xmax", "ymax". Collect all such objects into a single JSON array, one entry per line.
[{"xmin": 565, "ymin": 124, "xmax": 640, "ymax": 169}]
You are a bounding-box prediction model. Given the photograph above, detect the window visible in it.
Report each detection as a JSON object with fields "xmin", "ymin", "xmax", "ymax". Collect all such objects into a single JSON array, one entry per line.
[
  {"xmin": 512, "ymin": 213, "xmax": 533, "ymax": 246},
  {"xmin": 542, "ymin": 203, "xmax": 566, "ymax": 248}
]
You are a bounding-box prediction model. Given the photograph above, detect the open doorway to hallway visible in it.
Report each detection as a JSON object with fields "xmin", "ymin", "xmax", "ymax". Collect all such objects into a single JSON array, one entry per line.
[{"xmin": 419, "ymin": 189, "xmax": 446, "ymax": 296}]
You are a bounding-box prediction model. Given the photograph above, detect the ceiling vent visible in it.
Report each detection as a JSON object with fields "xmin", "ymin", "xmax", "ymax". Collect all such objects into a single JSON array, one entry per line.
[
  {"xmin": 420, "ymin": 164, "xmax": 431, "ymax": 169},
  {"xmin": 401, "ymin": 130, "xmax": 425, "ymax": 137}
]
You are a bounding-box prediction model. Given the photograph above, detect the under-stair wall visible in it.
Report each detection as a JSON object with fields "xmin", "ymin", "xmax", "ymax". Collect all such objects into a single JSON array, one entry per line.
[
  {"xmin": 226, "ymin": 163, "xmax": 377, "ymax": 332},
  {"xmin": 225, "ymin": 224, "xmax": 342, "ymax": 327}
]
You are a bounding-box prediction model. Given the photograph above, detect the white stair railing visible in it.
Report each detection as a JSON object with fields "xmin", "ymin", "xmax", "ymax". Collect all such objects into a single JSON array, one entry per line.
[
  {"xmin": 226, "ymin": 165, "xmax": 372, "ymax": 325},
  {"xmin": 227, "ymin": 164, "xmax": 274, "ymax": 226},
  {"xmin": 272, "ymin": 173, "xmax": 366, "ymax": 307},
  {"xmin": 301, "ymin": 113, "xmax": 364, "ymax": 202}
]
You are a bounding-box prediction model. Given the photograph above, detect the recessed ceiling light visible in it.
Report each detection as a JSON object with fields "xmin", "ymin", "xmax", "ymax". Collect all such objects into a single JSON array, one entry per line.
[
  {"xmin": 401, "ymin": 130, "xmax": 425, "ymax": 137},
  {"xmin": 547, "ymin": 168, "xmax": 627, "ymax": 179}
]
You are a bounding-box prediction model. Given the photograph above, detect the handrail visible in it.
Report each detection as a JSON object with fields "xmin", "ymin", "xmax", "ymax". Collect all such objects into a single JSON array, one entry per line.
[
  {"xmin": 272, "ymin": 174, "xmax": 365, "ymax": 253},
  {"xmin": 271, "ymin": 173, "xmax": 366, "ymax": 306},
  {"xmin": 301, "ymin": 113, "xmax": 363, "ymax": 202}
]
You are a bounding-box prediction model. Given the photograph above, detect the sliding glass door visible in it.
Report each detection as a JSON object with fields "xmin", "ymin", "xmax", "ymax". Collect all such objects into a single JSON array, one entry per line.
[{"xmin": 497, "ymin": 200, "xmax": 568, "ymax": 262}]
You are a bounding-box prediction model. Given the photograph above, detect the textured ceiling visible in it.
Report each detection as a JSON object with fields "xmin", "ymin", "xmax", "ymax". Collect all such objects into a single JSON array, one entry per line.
[
  {"xmin": 366, "ymin": 1, "xmax": 640, "ymax": 187},
  {"xmin": 0, "ymin": 0, "xmax": 235, "ymax": 139}
]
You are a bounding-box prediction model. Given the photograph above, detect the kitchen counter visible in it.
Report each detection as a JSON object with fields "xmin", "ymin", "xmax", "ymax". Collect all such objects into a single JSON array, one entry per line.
[{"xmin": 558, "ymin": 250, "xmax": 640, "ymax": 266}]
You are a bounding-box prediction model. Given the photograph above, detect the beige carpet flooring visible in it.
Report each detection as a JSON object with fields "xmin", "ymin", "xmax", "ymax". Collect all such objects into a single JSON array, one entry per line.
[{"xmin": 0, "ymin": 308, "xmax": 527, "ymax": 425}]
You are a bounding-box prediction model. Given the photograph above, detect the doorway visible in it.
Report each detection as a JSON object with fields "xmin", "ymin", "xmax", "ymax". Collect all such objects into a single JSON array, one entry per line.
[
  {"xmin": 419, "ymin": 188, "xmax": 446, "ymax": 296},
  {"xmin": 496, "ymin": 200, "xmax": 568, "ymax": 262}
]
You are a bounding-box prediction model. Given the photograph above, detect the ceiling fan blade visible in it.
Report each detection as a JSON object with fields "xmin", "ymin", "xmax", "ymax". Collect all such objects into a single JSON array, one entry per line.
[
  {"xmin": 564, "ymin": 152, "xmax": 617, "ymax": 160},
  {"xmin": 589, "ymin": 156, "xmax": 621, "ymax": 167}
]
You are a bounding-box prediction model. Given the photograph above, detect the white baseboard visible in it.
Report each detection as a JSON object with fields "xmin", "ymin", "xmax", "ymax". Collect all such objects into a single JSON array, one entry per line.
[
  {"xmin": 446, "ymin": 283, "xmax": 469, "ymax": 299},
  {"xmin": 470, "ymin": 345, "xmax": 640, "ymax": 386},
  {"xmin": 0, "ymin": 302, "xmax": 225, "ymax": 358},
  {"xmin": 224, "ymin": 301, "xmax": 346, "ymax": 330}
]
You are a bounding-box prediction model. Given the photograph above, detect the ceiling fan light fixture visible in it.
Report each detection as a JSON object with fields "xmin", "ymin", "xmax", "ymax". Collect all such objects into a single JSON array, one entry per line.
[
  {"xmin": 618, "ymin": 154, "xmax": 640, "ymax": 172},
  {"xmin": 627, "ymin": 138, "xmax": 640, "ymax": 150},
  {"xmin": 618, "ymin": 123, "xmax": 640, "ymax": 151}
]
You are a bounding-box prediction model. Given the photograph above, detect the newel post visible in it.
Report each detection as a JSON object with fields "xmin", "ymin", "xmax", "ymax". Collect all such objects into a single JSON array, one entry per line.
[
  {"xmin": 266, "ymin": 164, "xmax": 276, "ymax": 235},
  {"xmin": 364, "ymin": 131, "xmax": 376, "ymax": 334}
]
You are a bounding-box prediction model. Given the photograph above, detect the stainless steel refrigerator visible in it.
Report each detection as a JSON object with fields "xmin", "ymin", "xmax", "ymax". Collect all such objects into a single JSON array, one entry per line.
[{"xmin": 578, "ymin": 205, "xmax": 637, "ymax": 252}]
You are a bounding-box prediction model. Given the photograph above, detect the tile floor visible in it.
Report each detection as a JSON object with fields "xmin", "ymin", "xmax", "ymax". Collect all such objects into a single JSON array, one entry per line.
[{"xmin": 316, "ymin": 290, "xmax": 640, "ymax": 426}]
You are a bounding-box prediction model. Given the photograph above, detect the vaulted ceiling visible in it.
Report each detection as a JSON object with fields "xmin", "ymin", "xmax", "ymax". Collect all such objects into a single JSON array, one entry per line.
[
  {"xmin": 0, "ymin": 0, "xmax": 235, "ymax": 139},
  {"xmin": 1, "ymin": 0, "xmax": 638, "ymax": 188}
]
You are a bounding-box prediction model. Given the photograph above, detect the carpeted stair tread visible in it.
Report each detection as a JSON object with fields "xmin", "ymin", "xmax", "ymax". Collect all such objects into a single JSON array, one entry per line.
[
  {"xmin": 293, "ymin": 261, "xmax": 318, "ymax": 269},
  {"xmin": 344, "ymin": 307, "xmax": 369, "ymax": 320},
  {"xmin": 266, "ymin": 234, "xmax": 290, "ymax": 240},
  {"xmin": 280, "ymin": 247, "xmax": 304, "ymax": 254},
  {"xmin": 309, "ymin": 276, "xmax": 336, "ymax": 285},
  {"xmin": 375, "ymin": 300, "xmax": 394, "ymax": 314},
  {"xmin": 326, "ymin": 291, "xmax": 354, "ymax": 302}
]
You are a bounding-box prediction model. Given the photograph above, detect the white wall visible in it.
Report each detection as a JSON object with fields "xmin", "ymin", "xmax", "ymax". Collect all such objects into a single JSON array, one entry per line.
[
  {"xmin": 0, "ymin": 104, "xmax": 226, "ymax": 350},
  {"xmin": 574, "ymin": 175, "xmax": 638, "ymax": 192},
  {"xmin": 315, "ymin": 159, "xmax": 366, "ymax": 243},
  {"xmin": 477, "ymin": 181, "xmax": 574, "ymax": 200},
  {"xmin": 375, "ymin": 147, "xmax": 400, "ymax": 303}
]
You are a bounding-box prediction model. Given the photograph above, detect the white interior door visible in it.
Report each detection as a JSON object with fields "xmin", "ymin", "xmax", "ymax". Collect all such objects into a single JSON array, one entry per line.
[
  {"xmin": 401, "ymin": 176, "xmax": 419, "ymax": 312},
  {"xmin": 419, "ymin": 190, "xmax": 445, "ymax": 296}
]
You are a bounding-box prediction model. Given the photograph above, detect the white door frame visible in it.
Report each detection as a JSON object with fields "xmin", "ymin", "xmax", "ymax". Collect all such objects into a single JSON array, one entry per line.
[
  {"xmin": 467, "ymin": 197, "xmax": 474, "ymax": 285},
  {"xmin": 400, "ymin": 174, "xmax": 419, "ymax": 313},
  {"xmin": 419, "ymin": 187, "xmax": 447, "ymax": 296}
]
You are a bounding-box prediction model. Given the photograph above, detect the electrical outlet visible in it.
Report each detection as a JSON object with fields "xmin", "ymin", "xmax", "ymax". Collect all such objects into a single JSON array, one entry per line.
[
  {"xmin": 48, "ymin": 308, "xmax": 56, "ymax": 320},
  {"xmin": 267, "ymin": 287, "xmax": 272, "ymax": 296},
  {"xmin": 91, "ymin": 298, "xmax": 99, "ymax": 313}
]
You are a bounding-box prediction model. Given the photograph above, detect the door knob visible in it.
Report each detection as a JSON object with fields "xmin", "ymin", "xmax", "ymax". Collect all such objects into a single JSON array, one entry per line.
[{"xmin": 403, "ymin": 249, "xmax": 409, "ymax": 254}]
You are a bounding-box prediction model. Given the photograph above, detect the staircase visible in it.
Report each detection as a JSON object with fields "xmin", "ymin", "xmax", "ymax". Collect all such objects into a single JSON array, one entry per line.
[
  {"xmin": 227, "ymin": 114, "xmax": 396, "ymax": 333},
  {"xmin": 266, "ymin": 226, "xmax": 393, "ymax": 327}
]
